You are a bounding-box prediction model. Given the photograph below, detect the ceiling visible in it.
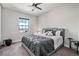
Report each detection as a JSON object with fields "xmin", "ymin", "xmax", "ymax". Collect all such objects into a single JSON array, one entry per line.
[{"xmin": 1, "ymin": 3, "xmax": 64, "ymax": 16}]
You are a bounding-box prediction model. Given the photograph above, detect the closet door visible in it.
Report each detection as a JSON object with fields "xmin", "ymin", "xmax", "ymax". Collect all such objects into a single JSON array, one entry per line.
[{"xmin": 0, "ymin": 5, "xmax": 1, "ymax": 42}]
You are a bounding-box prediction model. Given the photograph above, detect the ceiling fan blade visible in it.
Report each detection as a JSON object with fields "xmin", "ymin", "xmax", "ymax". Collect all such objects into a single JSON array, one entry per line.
[
  {"xmin": 32, "ymin": 3, "xmax": 35, "ymax": 6},
  {"xmin": 35, "ymin": 6, "xmax": 42, "ymax": 10},
  {"xmin": 36, "ymin": 3, "xmax": 42, "ymax": 5},
  {"xmin": 31, "ymin": 3, "xmax": 42, "ymax": 11},
  {"xmin": 32, "ymin": 3, "xmax": 42, "ymax": 6}
]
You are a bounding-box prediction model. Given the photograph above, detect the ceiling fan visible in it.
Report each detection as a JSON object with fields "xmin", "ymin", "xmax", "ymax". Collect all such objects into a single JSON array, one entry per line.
[{"xmin": 29, "ymin": 3, "xmax": 42, "ymax": 11}]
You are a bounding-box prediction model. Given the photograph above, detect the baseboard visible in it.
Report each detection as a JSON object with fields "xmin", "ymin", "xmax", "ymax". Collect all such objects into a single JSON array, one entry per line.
[
  {"xmin": 12, "ymin": 41, "xmax": 21, "ymax": 44},
  {"xmin": 64, "ymin": 44, "xmax": 69, "ymax": 48},
  {"xmin": 12, "ymin": 40, "xmax": 21, "ymax": 43}
]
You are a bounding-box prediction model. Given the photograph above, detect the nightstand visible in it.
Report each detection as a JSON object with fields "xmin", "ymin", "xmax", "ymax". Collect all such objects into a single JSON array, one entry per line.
[
  {"xmin": 67, "ymin": 38, "xmax": 73, "ymax": 48},
  {"xmin": 67, "ymin": 38, "xmax": 79, "ymax": 53},
  {"xmin": 75, "ymin": 42, "xmax": 79, "ymax": 53}
]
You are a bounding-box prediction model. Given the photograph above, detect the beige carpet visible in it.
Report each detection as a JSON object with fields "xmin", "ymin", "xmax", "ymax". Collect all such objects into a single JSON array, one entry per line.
[
  {"xmin": 0, "ymin": 42, "xmax": 79, "ymax": 56},
  {"xmin": 52, "ymin": 47, "xmax": 79, "ymax": 56},
  {"xmin": 0, "ymin": 42, "xmax": 29, "ymax": 56}
]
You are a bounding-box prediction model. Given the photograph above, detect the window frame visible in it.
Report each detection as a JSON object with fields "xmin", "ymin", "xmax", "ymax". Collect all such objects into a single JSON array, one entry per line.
[{"xmin": 18, "ymin": 17, "xmax": 29, "ymax": 33}]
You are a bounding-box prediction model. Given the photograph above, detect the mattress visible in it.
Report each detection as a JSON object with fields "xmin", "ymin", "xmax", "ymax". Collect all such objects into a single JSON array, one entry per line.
[
  {"xmin": 34, "ymin": 33, "xmax": 63, "ymax": 49},
  {"xmin": 22, "ymin": 34, "xmax": 54, "ymax": 56}
]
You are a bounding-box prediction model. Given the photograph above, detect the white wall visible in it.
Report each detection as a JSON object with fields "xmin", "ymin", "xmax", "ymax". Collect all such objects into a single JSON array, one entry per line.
[
  {"xmin": 0, "ymin": 5, "xmax": 1, "ymax": 42},
  {"xmin": 1, "ymin": 8, "xmax": 37, "ymax": 42},
  {"xmin": 38, "ymin": 4, "xmax": 78, "ymax": 47},
  {"xmin": 78, "ymin": 4, "xmax": 79, "ymax": 42}
]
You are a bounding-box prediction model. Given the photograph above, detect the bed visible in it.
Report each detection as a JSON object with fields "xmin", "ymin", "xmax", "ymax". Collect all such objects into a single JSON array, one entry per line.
[{"xmin": 21, "ymin": 28, "xmax": 65, "ymax": 56}]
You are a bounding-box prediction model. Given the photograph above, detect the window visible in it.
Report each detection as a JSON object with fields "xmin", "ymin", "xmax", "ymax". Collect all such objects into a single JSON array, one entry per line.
[{"xmin": 18, "ymin": 17, "xmax": 29, "ymax": 32}]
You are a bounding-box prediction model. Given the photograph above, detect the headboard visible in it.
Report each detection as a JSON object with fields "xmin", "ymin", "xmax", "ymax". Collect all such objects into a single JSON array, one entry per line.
[{"xmin": 42, "ymin": 28, "xmax": 65, "ymax": 46}]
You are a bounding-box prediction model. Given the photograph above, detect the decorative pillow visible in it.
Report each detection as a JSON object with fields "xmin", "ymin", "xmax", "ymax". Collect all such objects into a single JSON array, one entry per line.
[
  {"xmin": 52, "ymin": 31, "xmax": 56, "ymax": 36},
  {"xmin": 55, "ymin": 30, "xmax": 61, "ymax": 36},
  {"xmin": 46, "ymin": 31, "xmax": 53, "ymax": 36}
]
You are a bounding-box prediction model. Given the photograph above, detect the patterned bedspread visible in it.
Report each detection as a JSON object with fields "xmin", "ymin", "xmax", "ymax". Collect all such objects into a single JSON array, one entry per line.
[{"xmin": 22, "ymin": 34, "xmax": 54, "ymax": 56}]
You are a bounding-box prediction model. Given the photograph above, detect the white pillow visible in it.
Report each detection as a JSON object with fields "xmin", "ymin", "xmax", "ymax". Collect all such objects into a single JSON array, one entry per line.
[
  {"xmin": 55, "ymin": 31, "xmax": 61, "ymax": 36},
  {"xmin": 47, "ymin": 31, "xmax": 53, "ymax": 36},
  {"xmin": 42, "ymin": 32, "xmax": 47, "ymax": 35}
]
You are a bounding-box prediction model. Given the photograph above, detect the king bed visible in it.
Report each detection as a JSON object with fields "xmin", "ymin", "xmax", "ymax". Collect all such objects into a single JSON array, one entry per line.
[{"xmin": 21, "ymin": 28, "xmax": 65, "ymax": 56}]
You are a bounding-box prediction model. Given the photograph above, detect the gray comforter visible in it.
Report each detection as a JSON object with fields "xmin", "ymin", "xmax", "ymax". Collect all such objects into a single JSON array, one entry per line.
[{"xmin": 22, "ymin": 34, "xmax": 54, "ymax": 56}]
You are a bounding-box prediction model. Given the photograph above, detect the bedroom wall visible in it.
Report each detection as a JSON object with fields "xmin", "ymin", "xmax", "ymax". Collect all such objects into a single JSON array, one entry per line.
[
  {"xmin": 0, "ymin": 5, "xmax": 1, "ymax": 42},
  {"xmin": 1, "ymin": 8, "xmax": 38, "ymax": 42},
  {"xmin": 38, "ymin": 4, "xmax": 78, "ymax": 47},
  {"xmin": 78, "ymin": 4, "xmax": 79, "ymax": 43}
]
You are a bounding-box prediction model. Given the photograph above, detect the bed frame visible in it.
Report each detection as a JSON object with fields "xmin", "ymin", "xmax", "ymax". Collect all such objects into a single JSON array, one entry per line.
[
  {"xmin": 42, "ymin": 28, "xmax": 65, "ymax": 47},
  {"xmin": 22, "ymin": 28, "xmax": 65, "ymax": 56}
]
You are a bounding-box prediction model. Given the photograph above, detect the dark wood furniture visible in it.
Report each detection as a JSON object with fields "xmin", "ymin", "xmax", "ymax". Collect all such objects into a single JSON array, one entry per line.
[
  {"xmin": 68, "ymin": 38, "xmax": 79, "ymax": 53},
  {"xmin": 3, "ymin": 39, "xmax": 12, "ymax": 46},
  {"xmin": 67, "ymin": 38, "xmax": 73, "ymax": 48},
  {"xmin": 75, "ymin": 42, "xmax": 79, "ymax": 53}
]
